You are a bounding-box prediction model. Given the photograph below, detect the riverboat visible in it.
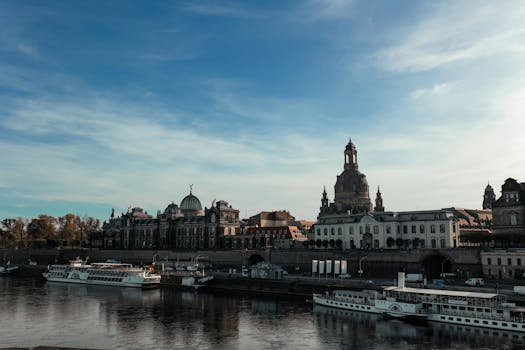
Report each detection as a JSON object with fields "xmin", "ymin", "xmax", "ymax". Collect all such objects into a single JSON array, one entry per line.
[
  {"xmin": 43, "ymin": 258, "xmax": 161, "ymax": 288},
  {"xmin": 313, "ymin": 272, "xmax": 525, "ymax": 332}
]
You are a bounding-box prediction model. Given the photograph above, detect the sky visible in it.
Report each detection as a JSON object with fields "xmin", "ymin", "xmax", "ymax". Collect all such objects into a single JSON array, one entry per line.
[{"xmin": 1, "ymin": 0, "xmax": 525, "ymax": 222}]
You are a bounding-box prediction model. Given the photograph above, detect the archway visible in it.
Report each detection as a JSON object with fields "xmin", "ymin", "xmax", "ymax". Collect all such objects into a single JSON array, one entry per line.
[
  {"xmin": 248, "ymin": 254, "xmax": 265, "ymax": 266},
  {"xmin": 422, "ymin": 254, "xmax": 451, "ymax": 279}
]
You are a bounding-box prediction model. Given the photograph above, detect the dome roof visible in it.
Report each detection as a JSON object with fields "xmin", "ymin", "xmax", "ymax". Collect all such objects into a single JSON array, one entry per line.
[{"xmin": 180, "ymin": 193, "xmax": 203, "ymax": 212}]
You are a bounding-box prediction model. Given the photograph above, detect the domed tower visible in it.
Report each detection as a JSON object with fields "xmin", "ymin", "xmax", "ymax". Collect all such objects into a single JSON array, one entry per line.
[
  {"xmin": 180, "ymin": 186, "xmax": 203, "ymax": 217},
  {"xmin": 483, "ymin": 183, "xmax": 496, "ymax": 210},
  {"xmin": 334, "ymin": 137, "xmax": 372, "ymax": 213}
]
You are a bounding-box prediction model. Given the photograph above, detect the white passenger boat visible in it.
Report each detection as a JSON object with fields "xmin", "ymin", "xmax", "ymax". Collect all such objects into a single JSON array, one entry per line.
[
  {"xmin": 43, "ymin": 258, "xmax": 161, "ymax": 288},
  {"xmin": 313, "ymin": 272, "xmax": 525, "ymax": 332}
]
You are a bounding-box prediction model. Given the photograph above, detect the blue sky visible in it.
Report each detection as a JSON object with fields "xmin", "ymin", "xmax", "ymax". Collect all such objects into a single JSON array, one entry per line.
[{"xmin": 1, "ymin": 0, "xmax": 525, "ymax": 221}]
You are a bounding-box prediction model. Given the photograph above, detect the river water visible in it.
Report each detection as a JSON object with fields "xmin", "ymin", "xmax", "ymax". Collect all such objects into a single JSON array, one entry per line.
[{"xmin": 0, "ymin": 278, "xmax": 524, "ymax": 350}]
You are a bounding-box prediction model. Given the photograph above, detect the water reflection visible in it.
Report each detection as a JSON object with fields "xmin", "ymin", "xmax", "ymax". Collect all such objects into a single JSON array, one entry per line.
[
  {"xmin": 1, "ymin": 278, "xmax": 524, "ymax": 350},
  {"xmin": 313, "ymin": 304, "xmax": 525, "ymax": 349}
]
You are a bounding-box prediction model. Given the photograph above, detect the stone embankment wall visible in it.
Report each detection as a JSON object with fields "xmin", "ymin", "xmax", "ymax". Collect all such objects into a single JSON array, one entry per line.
[{"xmin": 1, "ymin": 247, "xmax": 481, "ymax": 279}]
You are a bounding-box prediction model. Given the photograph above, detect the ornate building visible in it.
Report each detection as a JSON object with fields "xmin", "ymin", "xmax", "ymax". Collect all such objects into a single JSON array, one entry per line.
[
  {"xmin": 492, "ymin": 178, "xmax": 525, "ymax": 235},
  {"xmin": 102, "ymin": 189, "xmax": 240, "ymax": 250},
  {"xmin": 320, "ymin": 137, "xmax": 377, "ymax": 216},
  {"xmin": 314, "ymin": 137, "xmax": 463, "ymax": 250},
  {"xmin": 483, "ymin": 183, "xmax": 496, "ymax": 210}
]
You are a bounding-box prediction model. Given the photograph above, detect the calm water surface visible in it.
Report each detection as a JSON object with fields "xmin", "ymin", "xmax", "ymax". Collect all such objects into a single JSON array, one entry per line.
[{"xmin": 0, "ymin": 278, "xmax": 524, "ymax": 350}]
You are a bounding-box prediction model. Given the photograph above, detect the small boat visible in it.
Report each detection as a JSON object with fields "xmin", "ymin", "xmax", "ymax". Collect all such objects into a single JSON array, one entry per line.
[{"xmin": 0, "ymin": 261, "xmax": 18, "ymax": 275}]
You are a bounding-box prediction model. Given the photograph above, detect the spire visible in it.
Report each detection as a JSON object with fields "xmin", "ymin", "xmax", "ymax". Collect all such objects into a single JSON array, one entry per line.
[
  {"xmin": 483, "ymin": 182, "xmax": 496, "ymax": 210},
  {"xmin": 111, "ymin": 208, "xmax": 115, "ymax": 219},
  {"xmin": 320, "ymin": 186, "xmax": 329, "ymax": 213},
  {"xmin": 374, "ymin": 186, "xmax": 384, "ymax": 212}
]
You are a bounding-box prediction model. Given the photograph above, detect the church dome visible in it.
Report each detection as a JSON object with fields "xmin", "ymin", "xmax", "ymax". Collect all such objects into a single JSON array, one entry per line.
[{"xmin": 180, "ymin": 192, "xmax": 203, "ymax": 216}]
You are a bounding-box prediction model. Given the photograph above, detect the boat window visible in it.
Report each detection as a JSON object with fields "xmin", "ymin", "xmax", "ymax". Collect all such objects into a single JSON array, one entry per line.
[
  {"xmin": 459, "ymin": 307, "xmax": 465, "ymax": 311},
  {"xmin": 476, "ymin": 308, "xmax": 483, "ymax": 312},
  {"xmin": 483, "ymin": 321, "xmax": 488, "ymax": 324},
  {"xmin": 502, "ymin": 323, "xmax": 508, "ymax": 326},
  {"xmin": 466, "ymin": 319, "xmax": 470, "ymax": 323},
  {"xmin": 492, "ymin": 322, "xmax": 498, "ymax": 325},
  {"xmin": 456, "ymin": 318, "xmax": 461, "ymax": 321},
  {"xmin": 474, "ymin": 320, "xmax": 479, "ymax": 324},
  {"xmin": 441, "ymin": 316, "xmax": 445, "ymax": 320},
  {"xmin": 451, "ymin": 306, "xmax": 457, "ymax": 310},
  {"xmin": 496, "ymin": 310, "xmax": 503, "ymax": 314},
  {"xmin": 448, "ymin": 317, "xmax": 453, "ymax": 321},
  {"xmin": 512, "ymin": 324, "xmax": 518, "ymax": 328}
]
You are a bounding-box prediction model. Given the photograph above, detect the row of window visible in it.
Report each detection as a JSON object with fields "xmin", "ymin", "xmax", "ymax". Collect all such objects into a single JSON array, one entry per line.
[
  {"xmin": 439, "ymin": 315, "xmax": 524, "ymax": 329},
  {"xmin": 87, "ymin": 276, "xmax": 123, "ymax": 282},
  {"xmin": 341, "ymin": 238, "xmax": 448, "ymax": 249},
  {"xmin": 486, "ymin": 257, "xmax": 523, "ymax": 266},
  {"xmin": 317, "ymin": 224, "xmax": 449, "ymax": 236}
]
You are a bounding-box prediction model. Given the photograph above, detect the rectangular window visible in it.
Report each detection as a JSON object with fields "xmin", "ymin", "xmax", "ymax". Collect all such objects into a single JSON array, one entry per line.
[
  {"xmin": 373, "ymin": 226, "xmax": 379, "ymax": 234},
  {"xmin": 411, "ymin": 225, "xmax": 416, "ymax": 234},
  {"xmin": 508, "ymin": 258, "xmax": 512, "ymax": 266},
  {"xmin": 440, "ymin": 224, "xmax": 446, "ymax": 233},
  {"xmin": 386, "ymin": 225, "xmax": 391, "ymax": 234},
  {"xmin": 431, "ymin": 225, "xmax": 436, "ymax": 233},
  {"xmin": 487, "ymin": 258, "xmax": 492, "ymax": 265},
  {"xmin": 403, "ymin": 226, "xmax": 408, "ymax": 234},
  {"xmin": 518, "ymin": 258, "xmax": 522, "ymax": 266},
  {"xmin": 498, "ymin": 258, "xmax": 502, "ymax": 265},
  {"xmin": 420, "ymin": 225, "xmax": 425, "ymax": 233}
]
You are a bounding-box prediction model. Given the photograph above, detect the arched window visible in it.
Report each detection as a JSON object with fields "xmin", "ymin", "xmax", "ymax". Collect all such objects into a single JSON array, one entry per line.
[{"xmin": 338, "ymin": 227, "xmax": 342, "ymax": 235}]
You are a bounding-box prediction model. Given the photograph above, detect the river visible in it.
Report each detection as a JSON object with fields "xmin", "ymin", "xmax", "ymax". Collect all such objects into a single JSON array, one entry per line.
[{"xmin": 0, "ymin": 278, "xmax": 523, "ymax": 349}]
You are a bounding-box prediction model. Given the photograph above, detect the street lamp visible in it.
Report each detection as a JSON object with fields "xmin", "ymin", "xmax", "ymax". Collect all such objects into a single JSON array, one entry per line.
[
  {"xmin": 358, "ymin": 256, "xmax": 367, "ymax": 279},
  {"xmin": 441, "ymin": 257, "xmax": 450, "ymax": 277}
]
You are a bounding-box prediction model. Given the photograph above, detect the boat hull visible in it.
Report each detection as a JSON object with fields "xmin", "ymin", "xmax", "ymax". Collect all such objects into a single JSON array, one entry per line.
[{"xmin": 45, "ymin": 277, "xmax": 159, "ymax": 289}]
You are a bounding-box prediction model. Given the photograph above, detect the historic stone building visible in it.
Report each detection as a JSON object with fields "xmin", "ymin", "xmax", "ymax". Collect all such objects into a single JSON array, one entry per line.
[
  {"xmin": 247, "ymin": 210, "xmax": 296, "ymax": 227},
  {"xmin": 321, "ymin": 138, "xmax": 373, "ymax": 215},
  {"xmin": 481, "ymin": 250, "xmax": 525, "ymax": 280},
  {"xmin": 314, "ymin": 137, "xmax": 461, "ymax": 250},
  {"xmin": 102, "ymin": 190, "xmax": 240, "ymax": 250},
  {"xmin": 492, "ymin": 178, "xmax": 525, "ymax": 235}
]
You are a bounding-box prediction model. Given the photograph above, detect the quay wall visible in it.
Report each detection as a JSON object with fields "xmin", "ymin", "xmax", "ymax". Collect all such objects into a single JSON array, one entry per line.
[{"xmin": 1, "ymin": 248, "xmax": 481, "ymax": 279}]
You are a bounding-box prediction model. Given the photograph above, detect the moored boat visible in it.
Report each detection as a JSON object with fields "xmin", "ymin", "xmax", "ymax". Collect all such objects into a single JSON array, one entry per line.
[
  {"xmin": 313, "ymin": 272, "xmax": 525, "ymax": 332},
  {"xmin": 43, "ymin": 258, "xmax": 161, "ymax": 288},
  {"xmin": 0, "ymin": 261, "xmax": 18, "ymax": 276}
]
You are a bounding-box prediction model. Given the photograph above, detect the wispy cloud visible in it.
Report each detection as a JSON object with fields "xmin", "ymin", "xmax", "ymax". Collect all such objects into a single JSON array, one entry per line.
[
  {"xmin": 409, "ymin": 82, "xmax": 452, "ymax": 99},
  {"xmin": 182, "ymin": 2, "xmax": 265, "ymax": 19},
  {"xmin": 376, "ymin": 2, "xmax": 525, "ymax": 72}
]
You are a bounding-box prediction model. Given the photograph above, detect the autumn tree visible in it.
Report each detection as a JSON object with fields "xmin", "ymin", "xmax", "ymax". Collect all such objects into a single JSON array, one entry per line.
[
  {"xmin": 80, "ymin": 216, "xmax": 101, "ymax": 244},
  {"xmin": 58, "ymin": 214, "xmax": 81, "ymax": 242},
  {"xmin": 1, "ymin": 218, "xmax": 28, "ymax": 248},
  {"xmin": 27, "ymin": 215, "xmax": 57, "ymax": 243}
]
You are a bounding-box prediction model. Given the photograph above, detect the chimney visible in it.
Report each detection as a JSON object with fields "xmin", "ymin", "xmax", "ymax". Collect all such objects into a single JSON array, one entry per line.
[{"xmin": 397, "ymin": 272, "xmax": 405, "ymax": 288}]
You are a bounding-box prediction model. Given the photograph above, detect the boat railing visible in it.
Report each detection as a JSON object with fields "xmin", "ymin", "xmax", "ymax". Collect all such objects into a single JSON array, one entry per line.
[{"xmin": 433, "ymin": 309, "xmax": 523, "ymax": 322}]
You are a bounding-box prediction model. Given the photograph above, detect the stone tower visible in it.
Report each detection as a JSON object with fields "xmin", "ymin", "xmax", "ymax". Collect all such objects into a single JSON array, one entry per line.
[
  {"xmin": 333, "ymin": 137, "xmax": 372, "ymax": 213},
  {"xmin": 374, "ymin": 187, "xmax": 385, "ymax": 212},
  {"xmin": 483, "ymin": 183, "xmax": 496, "ymax": 210}
]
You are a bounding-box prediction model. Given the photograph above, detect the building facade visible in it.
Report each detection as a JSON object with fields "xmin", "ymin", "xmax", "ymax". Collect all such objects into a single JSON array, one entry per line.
[
  {"xmin": 492, "ymin": 178, "xmax": 525, "ymax": 235},
  {"xmin": 481, "ymin": 250, "xmax": 525, "ymax": 280},
  {"xmin": 314, "ymin": 210, "xmax": 460, "ymax": 250},
  {"xmin": 102, "ymin": 191, "xmax": 240, "ymax": 250}
]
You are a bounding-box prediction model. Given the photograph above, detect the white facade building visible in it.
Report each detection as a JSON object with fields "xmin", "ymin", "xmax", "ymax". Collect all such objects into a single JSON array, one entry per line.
[{"xmin": 314, "ymin": 210, "xmax": 460, "ymax": 250}]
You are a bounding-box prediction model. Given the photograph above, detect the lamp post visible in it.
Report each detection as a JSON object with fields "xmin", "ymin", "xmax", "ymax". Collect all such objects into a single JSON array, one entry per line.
[
  {"xmin": 441, "ymin": 257, "xmax": 450, "ymax": 277},
  {"xmin": 358, "ymin": 255, "xmax": 367, "ymax": 279}
]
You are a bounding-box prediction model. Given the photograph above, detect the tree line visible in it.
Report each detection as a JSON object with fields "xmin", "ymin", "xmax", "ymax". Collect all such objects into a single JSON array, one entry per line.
[{"xmin": 0, "ymin": 214, "xmax": 102, "ymax": 249}]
